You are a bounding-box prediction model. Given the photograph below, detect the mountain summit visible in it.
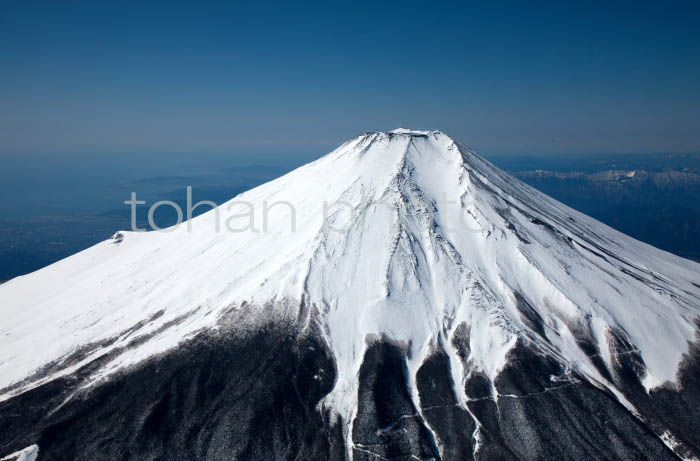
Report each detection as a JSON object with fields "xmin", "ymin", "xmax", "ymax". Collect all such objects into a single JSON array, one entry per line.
[{"xmin": 1, "ymin": 130, "xmax": 700, "ymax": 460}]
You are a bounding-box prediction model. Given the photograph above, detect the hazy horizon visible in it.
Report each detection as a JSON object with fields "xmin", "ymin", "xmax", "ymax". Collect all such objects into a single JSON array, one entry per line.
[{"xmin": 2, "ymin": 1, "xmax": 699, "ymax": 156}]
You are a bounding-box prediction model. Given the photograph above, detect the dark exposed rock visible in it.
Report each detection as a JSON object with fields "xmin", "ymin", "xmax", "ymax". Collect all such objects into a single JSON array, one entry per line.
[
  {"xmin": 512, "ymin": 292, "xmax": 547, "ymax": 340},
  {"xmin": 352, "ymin": 341, "xmax": 439, "ymax": 460},
  {"xmin": 488, "ymin": 341, "xmax": 680, "ymax": 460},
  {"xmin": 464, "ymin": 371, "xmax": 491, "ymax": 400},
  {"xmin": 450, "ymin": 323, "xmax": 470, "ymax": 364},
  {"xmin": 606, "ymin": 320, "xmax": 700, "ymax": 458},
  {"xmin": 0, "ymin": 321, "xmax": 344, "ymax": 461},
  {"xmin": 1, "ymin": 324, "xmax": 699, "ymax": 460},
  {"xmin": 417, "ymin": 349, "xmax": 475, "ymax": 460}
]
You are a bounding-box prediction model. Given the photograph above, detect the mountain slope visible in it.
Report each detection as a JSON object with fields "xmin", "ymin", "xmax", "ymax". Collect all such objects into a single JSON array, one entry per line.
[{"xmin": 1, "ymin": 129, "xmax": 699, "ymax": 460}]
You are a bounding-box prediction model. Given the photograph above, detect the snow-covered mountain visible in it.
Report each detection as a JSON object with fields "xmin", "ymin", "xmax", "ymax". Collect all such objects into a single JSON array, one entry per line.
[{"xmin": 1, "ymin": 129, "xmax": 699, "ymax": 460}]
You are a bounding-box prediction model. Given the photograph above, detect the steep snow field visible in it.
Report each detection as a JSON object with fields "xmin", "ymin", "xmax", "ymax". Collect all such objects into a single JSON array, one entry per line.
[
  {"xmin": 0, "ymin": 445, "xmax": 38, "ymax": 461},
  {"xmin": 1, "ymin": 128, "xmax": 699, "ymax": 431}
]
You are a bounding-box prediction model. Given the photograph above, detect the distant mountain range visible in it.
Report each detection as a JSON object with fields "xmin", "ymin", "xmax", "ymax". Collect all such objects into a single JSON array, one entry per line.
[{"xmin": 505, "ymin": 162, "xmax": 700, "ymax": 261}]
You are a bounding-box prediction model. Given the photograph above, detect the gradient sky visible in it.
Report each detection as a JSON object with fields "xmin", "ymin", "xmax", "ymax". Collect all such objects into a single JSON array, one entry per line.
[{"xmin": 1, "ymin": 0, "xmax": 699, "ymax": 156}]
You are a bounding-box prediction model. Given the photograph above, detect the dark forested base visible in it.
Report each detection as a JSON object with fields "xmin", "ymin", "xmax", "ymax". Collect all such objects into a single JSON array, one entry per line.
[
  {"xmin": 0, "ymin": 321, "xmax": 345, "ymax": 461},
  {"xmin": 352, "ymin": 342, "xmax": 441, "ymax": 460},
  {"xmin": 608, "ymin": 320, "xmax": 700, "ymax": 459},
  {"xmin": 482, "ymin": 341, "xmax": 680, "ymax": 460},
  {"xmin": 1, "ymin": 322, "xmax": 699, "ymax": 460}
]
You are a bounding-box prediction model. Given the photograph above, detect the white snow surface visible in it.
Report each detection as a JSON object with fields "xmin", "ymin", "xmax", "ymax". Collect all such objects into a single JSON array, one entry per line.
[
  {"xmin": 0, "ymin": 445, "xmax": 39, "ymax": 461},
  {"xmin": 1, "ymin": 129, "xmax": 699, "ymax": 423}
]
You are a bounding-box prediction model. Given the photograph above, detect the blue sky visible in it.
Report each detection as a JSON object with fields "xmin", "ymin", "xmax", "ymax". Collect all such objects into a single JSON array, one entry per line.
[{"xmin": 1, "ymin": 0, "xmax": 699, "ymax": 155}]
